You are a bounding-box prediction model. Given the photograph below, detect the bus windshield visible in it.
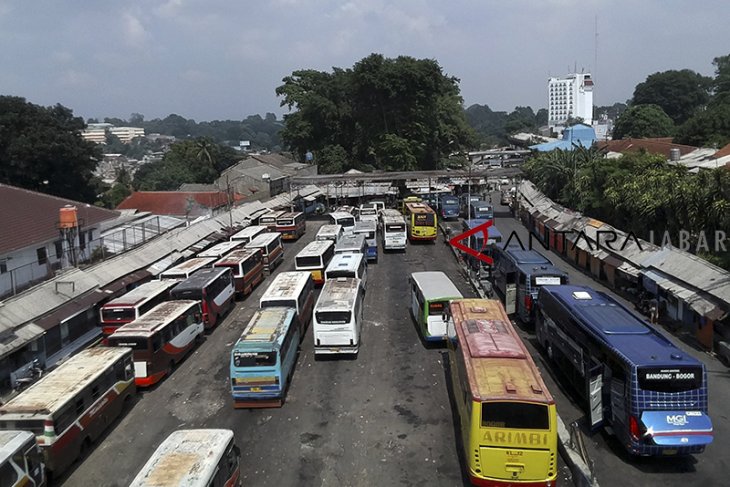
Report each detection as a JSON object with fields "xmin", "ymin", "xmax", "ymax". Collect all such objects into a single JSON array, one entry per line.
[
  {"xmin": 414, "ymin": 214, "xmax": 435, "ymax": 226},
  {"xmin": 107, "ymin": 337, "xmax": 149, "ymax": 351},
  {"xmin": 481, "ymin": 401, "xmax": 550, "ymax": 430},
  {"xmin": 337, "ymin": 217, "xmax": 355, "ymax": 228},
  {"xmin": 386, "ymin": 223, "xmax": 405, "ymax": 232},
  {"xmin": 278, "ymin": 219, "xmax": 294, "ymax": 226},
  {"xmin": 326, "ymin": 271, "xmax": 355, "ymax": 279},
  {"xmin": 637, "ymin": 366, "xmax": 703, "ymax": 392},
  {"xmin": 316, "ymin": 311, "xmax": 351, "ymax": 324},
  {"xmin": 296, "ymin": 256, "xmax": 322, "ymax": 268},
  {"xmin": 101, "ymin": 308, "xmax": 136, "ymax": 322},
  {"xmin": 443, "ymin": 197, "xmax": 458, "ymax": 205},
  {"xmin": 428, "ymin": 301, "xmax": 447, "ymax": 315},
  {"xmin": 233, "ymin": 351, "xmax": 277, "ymax": 367},
  {"xmin": 360, "ymin": 209, "xmax": 376, "ymax": 216}
]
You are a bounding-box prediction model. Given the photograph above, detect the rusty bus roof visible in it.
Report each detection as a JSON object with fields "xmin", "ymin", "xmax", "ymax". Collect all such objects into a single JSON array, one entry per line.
[
  {"xmin": 404, "ymin": 202, "xmax": 435, "ymax": 214},
  {"xmin": 102, "ymin": 280, "xmax": 176, "ymax": 308},
  {"xmin": 260, "ymin": 271, "xmax": 311, "ymax": 304},
  {"xmin": 0, "ymin": 347, "xmax": 132, "ymax": 418},
  {"xmin": 214, "ymin": 248, "xmax": 261, "ymax": 266},
  {"xmin": 129, "ymin": 429, "xmax": 234, "ymax": 487},
  {"xmin": 296, "ymin": 240, "xmax": 334, "ymax": 259},
  {"xmin": 196, "ymin": 240, "xmax": 246, "ymax": 258},
  {"xmin": 450, "ymin": 298, "xmax": 553, "ymax": 404},
  {"xmin": 316, "ymin": 278, "xmax": 361, "ymax": 311},
  {"xmin": 160, "ymin": 257, "xmax": 217, "ymax": 279},
  {"xmin": 246, "ymin": 232, "xmax": 282, "ymax": 248},
  {"xmin": 234, "ymin": 308, "xmax": 296, "ymax": 350},
  {"xmin": 109, "ymin": 301, "xmax": 199, "ymax": 339},
  {"xmin": 230, "ymin": 225, "xmax": 267, "ymax": 241}
]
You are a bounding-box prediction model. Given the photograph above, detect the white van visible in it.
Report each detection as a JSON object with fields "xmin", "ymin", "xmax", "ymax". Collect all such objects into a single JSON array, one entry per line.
[{"xmin": 325, "ymin": 253, "xmax": 368, "ymax": 288}]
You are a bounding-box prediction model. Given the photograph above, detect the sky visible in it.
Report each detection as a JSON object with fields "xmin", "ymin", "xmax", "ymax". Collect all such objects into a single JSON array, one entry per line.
[{"xmin": 1, "ymin": 0, "xmax": 728, "ymax": 122}]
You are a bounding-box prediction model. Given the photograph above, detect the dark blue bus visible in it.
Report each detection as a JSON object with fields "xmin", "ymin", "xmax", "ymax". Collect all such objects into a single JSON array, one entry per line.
[
  {"xmin": 536, "ymin": 285, "xmax": 713, "ymax": 456},
  {"xmin": 460, "ymin": 220, "xmax": 502, "ymax": 272},
  {"xmin": 438, "ymin": 195, "xmax": 460, "ymax": 220},
  {"xmin": 469, "ymin": 200, "xmax": 493, "ymax": 220},
  {"xmin": 491, "ymin": 247, "xmax": 568, "ymax": 323}
]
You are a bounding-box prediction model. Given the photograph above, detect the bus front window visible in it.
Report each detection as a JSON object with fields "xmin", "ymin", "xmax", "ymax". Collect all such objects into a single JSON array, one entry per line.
[{"xmin": 481, "ymin": 401, "xmax": 550, "ymax": 430}]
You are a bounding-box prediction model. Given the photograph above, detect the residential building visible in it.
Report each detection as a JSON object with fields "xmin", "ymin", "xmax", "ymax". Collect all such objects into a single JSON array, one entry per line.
[
  {"xmin": 548, "ymin": 73, "xmax": 594, "ymax": 132},
  {"xmin": 116, "ymin": 191, "xmax": 243, "ymax": 220},
  {"xmin": 82, "ymin": 123, "xmax": 145, "ymax": 144}
]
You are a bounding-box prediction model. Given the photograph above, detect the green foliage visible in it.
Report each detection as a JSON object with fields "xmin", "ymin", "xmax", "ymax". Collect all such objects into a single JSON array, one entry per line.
[
  {"xmin": 712, "ymin": 54, "xmax": 730, "ymax": 104},
  {"xmin": 632, "ymin": 70, "xmax": 712, "ymax": 124},
  {"xmin": 132, "ymin": 138, "xmax": 238, "ymax": 190},
  {"xmin": 464, "ymin": 104, "xmax": 508, "ymax": 147},
  {"xmin": 612, "ymin": 104, "xmax": 675, "ymax": 139},
  {"xmin": 314, "ymin": 145, "xmax": 348, "ymax": 174},
  {"xmin": 276, "ymin": 54, "xmax": 476, "ymax": 173},
  {"xmin": 0, "ymin": 96, "xmax": 102, "ymax": 202},
  {"xmin": 595, "ymin": 103, "xmax": 628, "ymax": 120},
  {"xmin": 675, "ymin": 103, "xmax": 730, "ymax": 147}
]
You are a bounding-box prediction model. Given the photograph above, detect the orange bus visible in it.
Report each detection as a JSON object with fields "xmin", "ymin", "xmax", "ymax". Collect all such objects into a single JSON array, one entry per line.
[
  {"xmin": 213, "ymin": 248, "xmax": 265, "ymax": 298},
  {"xmin": 276, "ymin": 211, "xmax": 306, "ymax": 240},
  {"xmin": 446, "ymin": 298, "xmax": 558, "ymax": 487}
]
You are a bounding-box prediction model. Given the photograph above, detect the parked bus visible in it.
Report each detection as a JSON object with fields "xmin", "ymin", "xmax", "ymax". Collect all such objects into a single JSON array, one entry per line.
[
  {"xmin": 0, "ymin": 430, "xmax": 45, "ymax": 487},
  {"xmin": 213, "ymin": 248, "xmax": 265, "ymax": 298},
  {"xmin": 230, "ymin": 307, "xmax": 301, "ymax": 408},
  {"xmin": 409, "ymin": 271, "xmax": 463, "ymax": 342},
  {"xmin": 99, "ymin": 280, "xmax": 176, "ymax": 340},
  {"xmin": 258, "ymin": 210, "xmax": 286, "ymax": 231},
  {"xmin": 170, "ymin": 268, "xmax": 235, "ymax": 329},
  {"xmin": 328, "ymin": 212, "xmax": 356, "ymax": 235},
  {"xmin": 130, "ymin": 429, "xmax": 240, "ymax": 487},
  {"xmin": 491, "ymin": 247, "xmax": 568, "ymax": 323},
  {"xmin": 295, "ymin": 240, "xmax": 335, "ymax": 285},
  {"xmin": 447, "ymin": 298, "xmax": 558, "ymax": 487},
  {"xmin": 0, "ymin": 347, "xmax": 136, "ymax": 476},
  {"xmin": 381, "ymin": 215, "xmax": 407, "ymax": 251},
  {"xmin": 324, "ymin": 253, "xmax": 368, "ymax": 288},
  {"xmin": 460, "ymin": 194, "xmax": 480, "ymax": 218},
  {"xmin": 353, "ymin": 220, "xmax": 378, "ymax": 263},
  {"xmin": 438, "ymin": 194, "xmax": 460, "ymax": 220},
  {"xmin": 230, "ymin": 225, "xmax": 268, "ymax": 245},
  {"xmin": 276, "ymin": 211, "xmax": 306, "ymax": 240},
  {"xmin": 260, "ymin": 271, "xmax": 315, "ymax": 338},
  {"xmin": 316, "ymin": 224, "xmax": 343, "ymax": 244},
  {"xmin": 470, "ymin": 201, "xmax": 494, "ymax": 220},
  {"xmin": 197, "ymin": 240, "xmax": 246, "ymax": 258},
  {"xmin": 357, "ymin": 204, "xmax": 379, "ymax": 223},
  {"xmin": 404, "ymin": 202, "xmax": 438, "ymax": 242},
  {"xmin": 399, "ymin": 195, "xmax": 422, "ymax": 214},
  {"xmin": 459, "ymin": 220, "xmax": 503, "ymax": 272},
  {"xmin": 536, "ymin": 285, "xmax": 713, "ymax": 456},
  {"xmin": 108, "ymin": 300, "xmax": 204, "ymax": 387},
  {"xmin": 313, "ymin": 277, "xmax": 364, "ymax": 356},
  {"xmin": 246, "ymin": 232, "xmax": 284, "ymax": 275},
  {"xmin": 159, "ymin": 257, "xmax": 216, "ymax": 280}
]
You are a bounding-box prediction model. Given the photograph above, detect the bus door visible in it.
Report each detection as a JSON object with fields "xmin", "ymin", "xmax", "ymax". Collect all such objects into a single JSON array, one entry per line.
[
  {"xmin": 504, "ymin": 269, "xmax": 517, "ymax": 314},
  {"xmin": 586, "ymin": 358, "xmax": 604, "ymax": 429}
]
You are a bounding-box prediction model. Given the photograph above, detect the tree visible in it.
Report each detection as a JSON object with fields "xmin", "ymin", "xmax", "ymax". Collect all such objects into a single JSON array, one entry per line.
[
  {"xmin": 315, "ymin": 145, "xmax": 348, "ymax": 174},
  {"xmin": 535, "ymin": 108, "xmax": 548, "ymax": 127},
  {"xmin": 504, "ymin": 106, "xmax": 537, "ymax": 134},
  {"xmin": 595, "ymin": 103, "xmax": 628, "ymax": 121},
  {"xmin": 612, "ymin": 104, "xmax": 675, "ymax": 139},
  {"xmin": 632, "ymin": 70, "xmax": 712, "ymax": 124},
  {"xmin": 675, "ymin": 103, "xmax": 730, "ymax": 147},
  {"xmin": 712, "ymin": 54, "xmax": 730, "ymax": 104},
  {"xmin": 132, "ymin": 139, "xmax": 228, "ymax": 190},
  {"xmin": 0, "ymin": 96, "xmax": 102, "ymax": 202}
]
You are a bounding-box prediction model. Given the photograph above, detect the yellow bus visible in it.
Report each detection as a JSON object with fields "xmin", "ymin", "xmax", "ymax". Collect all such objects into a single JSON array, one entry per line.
[
  {"xmin": 404, "ymin": 202, "xmax": 437, "ymax": 241},
  {"xmin": 399, "ymin": 195, "xmax": 422, "ymax": 214},
  {"xmin": 446, "ymin": 298, "xmax": 558, "ymax": 487}
]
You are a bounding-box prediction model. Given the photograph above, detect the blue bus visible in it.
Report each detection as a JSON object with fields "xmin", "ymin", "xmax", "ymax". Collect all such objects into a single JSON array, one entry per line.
[
  {"xmin": 491, "ymin": 247, "xmax": 568, "ymax": 323},
  {"xmin": 230, "ymin": 307, "xmax": 300, "ymax": 408},
  {"xmin": 536, "ymin": 285, "xmax": 713, "ymax": 456},
  {"xmin": 469, "ymin": 200, "xmax": 493, "ymax": 220},
  {"xmin": 438, "ymin": 194, "xmax": 460, "ymax": 220},
  {"xmin": 460, "ymin": 220, "xmax": 502, "ymax": 272},
  {"xmin": 353, "ymin": 220, "xmax": 378, "ymax": 263}
]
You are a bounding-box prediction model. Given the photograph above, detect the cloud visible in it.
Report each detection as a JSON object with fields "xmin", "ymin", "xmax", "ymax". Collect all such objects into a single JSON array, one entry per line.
[{"xmin": 122, "ymin": 12, "xmax": 151, "ymax": 48}]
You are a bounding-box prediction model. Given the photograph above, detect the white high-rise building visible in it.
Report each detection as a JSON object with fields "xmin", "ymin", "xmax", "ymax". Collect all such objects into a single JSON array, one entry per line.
[{"xmin": 548, "ymin": 73, "xmax": 594, "ymax": 131}]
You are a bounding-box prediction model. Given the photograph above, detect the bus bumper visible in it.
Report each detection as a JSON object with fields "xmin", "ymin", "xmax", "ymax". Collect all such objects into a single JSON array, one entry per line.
[
  {"xmin": 233, "ymin": 396, "xmax": 283, "ymax": 408},
  {"xmin": 314, "ymin": 345, "xmax": 359, "ymax": 355},
  {"xmin": 468, "ymin": 474, "xmax": 557, "ymax": 487},
  {"xmin": 135, "ymin": 370, "xmax": 167, "ymax": 387}
]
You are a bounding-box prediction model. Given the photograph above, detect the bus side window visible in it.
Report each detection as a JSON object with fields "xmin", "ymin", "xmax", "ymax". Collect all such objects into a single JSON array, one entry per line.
[
  {"xmin": 506, "ymin": 271, "xmax": 516, "ymax": 285},
  {"xmin": 518, "ymin": 272, "xmax": 526, "ymax": 285}
]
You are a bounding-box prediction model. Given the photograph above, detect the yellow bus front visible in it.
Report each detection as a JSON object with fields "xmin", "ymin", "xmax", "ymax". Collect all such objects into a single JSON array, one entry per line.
[{"xmin": 466, "ymin": 400, "xmax": 558, "ymax": 487}]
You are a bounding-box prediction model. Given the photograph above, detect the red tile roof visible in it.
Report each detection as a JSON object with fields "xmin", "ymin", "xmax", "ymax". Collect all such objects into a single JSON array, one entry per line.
[
  {"xmin": 0, "ymin": 184, "xmax": 120, "ymax": 255},
  {"xmin": 116, "ymin": 191, "xmax": 244, "ymax": 216},
  {"xmin": 712, "ymin": 143, "xmax": 730, "ymax": 160},
  {"xmin": 597, "ymin": 138, "xmax": 699, "ymax": 158}
]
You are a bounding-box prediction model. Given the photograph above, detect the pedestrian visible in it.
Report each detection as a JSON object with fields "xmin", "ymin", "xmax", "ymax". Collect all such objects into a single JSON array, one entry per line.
[{"xmin": 649, "ymin": 298, "xmax": 659, "ymax": 324}]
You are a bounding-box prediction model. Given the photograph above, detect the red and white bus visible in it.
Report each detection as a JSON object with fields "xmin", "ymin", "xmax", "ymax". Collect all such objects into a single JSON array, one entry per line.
[
  {"xmin": 197, "ymin": 240, "xmax": 246, "ymax": 259},
  {"xmin": 159, "ymin": 257, "xmax": 217, "ymax": 280},
  {"xmin": 230, "ymin": 225, "xmax": 268, "ymax": 245},
  {"xmin": 0, "ymin": 347, "xmax": 136, "ymax": 476},
  {"xmin": 213, "ymin": 248, "xmax": 265, "ymax": 298},
  {"xmin": 170, "ymin": 268, "xmax": 235, "ymax": 329},
  {"xmin": 246, "ymin": 233, "xmax": 284, "ymax": 276},
  {"xmin": 98, "ymin": 280, "xmax": 176, "ymax": 340},
  {"xmin": 275, "ymin": 212, "xmax": 306, "ymax": 240},
  {"xmin": 258, "ymin": 210, "xmax": 286, "ymax": 231},
  {"xmin": 108, "ymin": 300, "xmax": 204, "ymax": 387}
]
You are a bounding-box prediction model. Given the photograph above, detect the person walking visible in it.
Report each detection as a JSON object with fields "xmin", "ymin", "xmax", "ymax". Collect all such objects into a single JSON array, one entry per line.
[{"xmin": 649, "ymin": 298, "xmax": 659, "ymax": 324}]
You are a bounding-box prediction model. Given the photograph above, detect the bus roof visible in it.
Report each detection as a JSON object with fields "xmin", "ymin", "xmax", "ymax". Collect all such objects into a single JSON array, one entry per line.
[
  {"xmin": 297, "ymin": 240, "xmax": 334, "ymax": 258},
  {"xmin": 410, "ymin": 271, "xmax": 463, "ymax": 301},
  {"xmin": 326, "ymin": 253, "xmax": 364, "ymax": 272},
  {"xmin": 230, "ymin": 225, "xmax": 267, "ymax": 240},
  {"xmin": 0, "ymin": 430, "xmax": 35, "ymax": 464},
  {"xmin": 335, "ymin": 234, "xmax": 365, "ymax": 250},
  {"xmin": 171, "ymin": 268, "xmax": 231, "ymax": 293},
  {"xmin": 405, "ymin": 202, "xmax": 434, "ymax": 214},
  {"xmin": 451, "ymin": 298, "xmax": 554, "ymax": 404},
  {"xmin": 329, "ymin": 211, "xmax": 354, "ymax": 220},
  {"xmin": 462, "ymin": 220, "xmax": 503, "ymax": 238},
  {"xmin": 261, "ymin": 271, "xmax": 311, "ymax": 302},
  {"xmin": 277, "ymin": 211, "xmax": 302, "ymax": 221},
  {"xmin": 247, "ymin": 232, "xmax": 282, "ymax": 247},
  {"xmin": 0, "ymin": 347, "xmax": 132, "ymax": 418},
  {"xmin": 317, "ymin": 277, "xmax": 361, "ymax": 311},
  {"xmin": 382, "ymin": 215, "xmax": 405, "ymax": 225},
  {"xmin": 380, "ymin": 209, "xmax": 402, "ymax": 218},
  {"xmin": 161, "ymin": 257, "xmax": 217, "ymax": 277},
  {"xmin": 214, "ymin": 248, "xmax": 261, "ymax": 267},
  {"xmin": 317, "ymin": 224, "xmax": 341, "ymax": 235},
  {"xmin": 440, "ymin": 195, "xmax": 459, "ymax": 203},
  {"xmin": 197, "ymin": 240, "xmax": 245, "ymax": 258},
  {"xmin": 505, "ymin": 248, "xmax": 553, "ymax": 265},
  {"xmin": 110, "ymin": 300, "xmax": 200, "ymax": 338},
  {"xmin": 234, "ymin": 308, "xmax": 296, "ymax": 350},
  {"xmin": 353, "ymin": 220, "xmax": 376, "ymax": 231},
  {"xmin": 103, "ymin": 280, "xmax": 176, "ymax": 308},
  {"xmin": 259, "ymin": 210, "xmax": 285, "ymax": 220},
  {"xmin": 129, "ymin": 429, "xmax": 234, "ymax": 487},
  {"xmin": 540, "ymin": 285, "xmax": 702, "ymax": 367}
]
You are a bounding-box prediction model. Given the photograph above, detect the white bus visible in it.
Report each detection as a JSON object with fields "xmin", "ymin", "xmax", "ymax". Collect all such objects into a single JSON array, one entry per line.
[
  {"xmin": 324, "ymin": 253, "xmax": 368, "ymax": 288},
  {"xmin": 313, "ymin": 277, "xmax": 364, "ymax": 356},
  {"xmin": 409, "ymin": 271, "xmax": 463, "ymax": 342},
  {"xmin": 197, "ymin": 240, "xmax": 246, "ymax": 258},
  {"xmin": 294, "ymin": 240, "xmax": 335, "ymax": 285},
  {"xmin": 159, "ymin": 257, "xmax": 217, "ymax": 280},
  {"xmin": 0, "ymin": 430, "xmax": 45, "ymax": 487},
  {"xmin": 260, "ymin": 271, "xmax": 315, "ymax": 338},
  {"xmin": 129, "ymin": 429, "xmax": 240, "ymax": 487},
  {"xmin": 246, "ymin": 232, "xmax": 284, "ymax": 275},
  {"xmin": 316, "ymin": 224, "xmax": 343, "ymax": 243},
  {"xmin": 0, "ymin": 348, "xmax": 136, "ymax": 476},
  {"xmin": 357, "ymin": 205, "xmax": 378, "ymax": 223},
  {"xmin": 334, "ymin": 234, "xmax": 367, "ymax": 255},
  {"xmin": 381, "ymin": 215, "xmax": 407, "ymax": 251},
  {"xmin": 230, "ymin": 225, "xmax": 268, "ymax": 245},
  {"xmin": 328, "ymin": 212, "xmax": 356, "ymax": 235}
]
